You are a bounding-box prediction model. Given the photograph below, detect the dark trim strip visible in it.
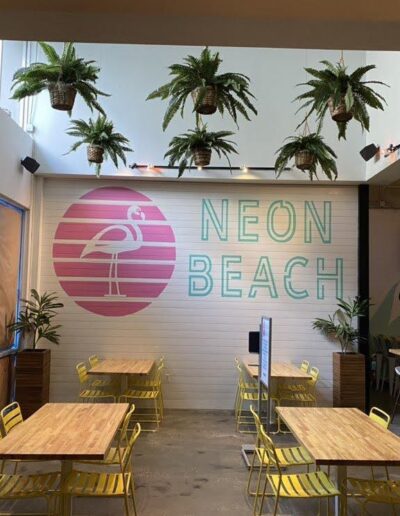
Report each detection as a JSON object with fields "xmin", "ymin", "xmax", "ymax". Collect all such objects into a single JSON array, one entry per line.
[{"xmin": 358, "ymin": 184, "xmax": 370, "ymax": 412}]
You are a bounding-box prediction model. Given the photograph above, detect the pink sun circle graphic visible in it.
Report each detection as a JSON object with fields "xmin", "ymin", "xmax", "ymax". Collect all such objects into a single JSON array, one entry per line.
[{"xmin": 52, "ymin": 186, "xmax": 176, "ymax": 317}]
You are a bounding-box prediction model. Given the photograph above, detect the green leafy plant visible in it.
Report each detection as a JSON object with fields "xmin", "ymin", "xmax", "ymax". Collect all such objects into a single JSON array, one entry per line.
[
  {"xmin": 7, "ymin": 290, "xmax": 64, "ymax": 350},
  {"xmin": 66, "ymin": 116, "xmax": 132, "ymax": 177},
  {"xmin": 11, "ymin": 42, "xmax": 108, "ymax": 114},
  {"xmin": 312, "ymin": 297, "xmax": 369, "ymax": 353},
  {"xmin": 164, "ymin": 125, "xmax": 238, "ymax": 177},
  {"xmin": 275, "ymin": 132, "xmax": 337, "ymax": 180},
  {"xmin": 296, "ymin": 60, "xmax": 387, "ymax": 139},
  {"xmin": 147, "ymin": 47, "xmax": 257, "ymax": 130}
]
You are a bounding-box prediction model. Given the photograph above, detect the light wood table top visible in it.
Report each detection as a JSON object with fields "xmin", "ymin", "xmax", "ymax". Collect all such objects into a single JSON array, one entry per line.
[
  {"xmin": 88, "ymin": 358, "xmax": 155, "ymax": 376},
  {"xmin": 389, "ymin": 349, "xmax": 400, "ymax": 357},
  {"xmin": 277, "ymin": 407, "xmax": 400, "ymax": 466},
  {"xmin": 244, "ymin": 361, "xmax": 312, "ymax": 380},
  {"xmin": 0, "ymin": 403, "xmax": 129, "ymax": 461}
]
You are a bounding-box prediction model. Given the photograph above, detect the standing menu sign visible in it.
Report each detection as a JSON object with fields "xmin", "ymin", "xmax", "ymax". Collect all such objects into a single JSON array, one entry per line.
[{"xmin": 259, "ymin": 317, "xmax": 272, "ymax": 433}]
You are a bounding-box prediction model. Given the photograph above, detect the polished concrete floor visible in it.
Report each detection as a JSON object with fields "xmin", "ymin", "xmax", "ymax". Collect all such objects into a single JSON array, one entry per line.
[{"xmin": 2, "ymin": 408, "xmax": 400, "ymax": 515}]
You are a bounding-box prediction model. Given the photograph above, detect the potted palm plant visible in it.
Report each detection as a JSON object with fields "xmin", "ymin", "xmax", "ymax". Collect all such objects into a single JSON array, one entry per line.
[
  {"xmin": 7, "ymin": 290, "xmax": 63, "ymax": 418},
  {"xmin": 313, "ymin": 297, "xmax": 369, "ymax": 410},
  {"xmin": 164, "ymin": 125, "xmax": 237, "ymax": 177},
  {"xmin": 147, "ymin": 47, "xmax": 257, "ymax": 130},
  {"xmin": 66, "ymin": 116, "xmax": 132, "ymax": 176},
  {"xmin": 296, "ymin": 60, "xmax": 387, "ymax": 139},
  {"xmin": 11, "ymin": 42, "xmax": 108, "ymax": 113},
  {"xmin": 275, "ymin": 132, "xmax": 337, "ymax": 180}
]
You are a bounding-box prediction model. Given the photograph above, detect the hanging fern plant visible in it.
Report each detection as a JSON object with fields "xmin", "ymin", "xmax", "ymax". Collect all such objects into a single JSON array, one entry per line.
[
  {"xmin": 147, "ymin": 47, "xmax": 257, "ymax": 130},
  {"xmin": 295, "ymin": 60, "xmax": 387, "ymax": 140},
  {"xmin": 275, "ymin": 132, "xmax": 337, "ymax": 181},
  {"xmin": 11, "ymin": 42, "xmax": 109, "ymax": 114}
]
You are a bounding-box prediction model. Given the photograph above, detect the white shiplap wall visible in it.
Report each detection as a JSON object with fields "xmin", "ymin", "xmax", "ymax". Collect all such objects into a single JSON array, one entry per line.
[{"xmin": 38, "ymin": 178, "xmax": 358, "ymax": 409}]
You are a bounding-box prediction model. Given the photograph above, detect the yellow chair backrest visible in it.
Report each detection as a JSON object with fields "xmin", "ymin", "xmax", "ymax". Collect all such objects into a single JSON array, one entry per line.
[
  {"xmin": 0, "ymin": 402, "xmax": 23, "ymax": 435},
  {"xmin": 300, "ymin": 360, "xmax": 310, "ymax": 372},
  {"xmin": 88, "ymin": 355, "xmax": 100, "ymax": 368},
  {"xmin": 250, "ymin": 405, "xmax": 263, "ymax": 444},
  {"xmin": 154, "ymin": 363, "xmax": 164, "ymax": 386},
  {"xmin": 117, "ymin": 405, "xmax": 136, "ymax": 445},
  {"xmin": 369, "ymin": 406, "xmax": 390, "ymax": 429},
  {"xmin": 76, "ymin": 362, "xmax": 89, "ymax": 384},
  {"xmin": 309, "ymin": 366, "xmax": 320, "ymax": 387},
  {"xmin": 259, "ymin": 425, "xmax": 280, "ymax": 474},
  {"xmin": 121, "ymin": 422, "xmax": 141, "ymax": 472}
]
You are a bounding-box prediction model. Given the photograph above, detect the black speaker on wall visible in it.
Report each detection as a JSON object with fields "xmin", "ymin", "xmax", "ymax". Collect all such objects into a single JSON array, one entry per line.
[
  {"xmin": 21, "ymin": 156, "xmax": 40, "ymax": 174},
  {"xmin": 360, "ymin": 144, "xmax": 379, "ymax": 162}
]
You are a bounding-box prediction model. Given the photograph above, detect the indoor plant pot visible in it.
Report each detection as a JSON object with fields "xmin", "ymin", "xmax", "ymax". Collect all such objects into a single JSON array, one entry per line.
[
  {"xmin": 313, "ymin": 297, "xmax": 369, "ymax": 411},
  {"xmin": 193, "ymin": 147, "xmax": 212, "ymax": 167},
  {"xmin": 87, "ymin": 144, "xmax": 104, "ymax": 164},
  {"xmin": 48, "ymin": 82, "xmax": 77, "ymax": 111},
  {"xmin": 332, "ymin": 352, "xmax": 365, "ymax": 411},
  {"xmin": 295, "ymin": 150, "xmax": 315, "ymax": 171},
  {"xmin": 7, "ymin": 290, "xmax": 63, "ymax": 418},
  {"xmin": 191, "ymin": 86, "xmax": 218, "ymax": 115},
  {"xmin": 16, "ymin": 348, "xmax": 51, "ymax": 418},
  {"xmin": 327, "ymin": 97, "xmax": 353, "ymax": 123}
]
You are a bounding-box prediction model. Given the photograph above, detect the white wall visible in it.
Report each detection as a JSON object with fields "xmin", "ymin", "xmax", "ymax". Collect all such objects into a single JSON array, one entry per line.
[
  {"xmin": 23, "ymin": 44, "xmax": 367, "ymax": 182},
  {"xmin": 366, "ymin": 51, "xmax": 400, "ymax": 181},
  {"xmin": 0, "ymin": 108, "xmax": 33, "ymax": 208},
  {"xmin": 38, "ymin": 178, "xmax": 358, "ymax": 409},
  {"xmin": 0, "ymin": 40, "xmax": 24, "ymax": 124}
]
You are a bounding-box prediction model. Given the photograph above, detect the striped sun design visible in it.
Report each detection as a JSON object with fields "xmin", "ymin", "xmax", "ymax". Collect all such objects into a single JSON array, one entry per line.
[{"xmin": 52, "ymin": 186, "xmax": 176, "ymax": 317}]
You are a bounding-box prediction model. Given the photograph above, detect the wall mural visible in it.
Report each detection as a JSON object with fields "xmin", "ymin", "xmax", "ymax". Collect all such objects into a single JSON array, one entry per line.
[{"xmin": 52, "ymin": 186, "xmax": 176, "ymax": 317}]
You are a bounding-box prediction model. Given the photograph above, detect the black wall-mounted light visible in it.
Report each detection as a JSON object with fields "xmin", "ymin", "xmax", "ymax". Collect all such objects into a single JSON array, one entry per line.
[
  {"xmin": 21, "ymin": 156, "xmax": 40, "ymax": 174},
  {"xmin": 360, "ymin": 143, "xmax": 380, "ymax": 162}
]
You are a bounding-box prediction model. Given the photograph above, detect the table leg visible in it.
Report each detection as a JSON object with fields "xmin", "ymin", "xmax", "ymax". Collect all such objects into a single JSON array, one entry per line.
[
  {"xmin": 335, "ymin": 465, "xmax": 347, "ymax": 516},
  {"xmin": 60, "ymin": 460, "xmax": 73, "ymax": 516}
]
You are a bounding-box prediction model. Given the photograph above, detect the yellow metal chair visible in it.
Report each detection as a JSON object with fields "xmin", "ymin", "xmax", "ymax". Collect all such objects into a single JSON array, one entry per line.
[
  {"xmin": 63, "ymin": 422, "xmax": 141, "ymax": 516},
  {"xmin": 76, "ymin": 362, "xmax": 116, "ymax": 403},
  {"xmin": 346, "ymin": 478, "xmax": 400, "ymax": 515},
  {"xmin": 234, "ymin": 359, "xmax": 259, "ymax": 425},
  {"xmin": 119, "ymin": 364, "xmax": 163, "ymax": 431},
  {"xmin": 247, "ymin": 406, "xmax": 314, "ymax": 496},
  {"xmin": 0, "ymin": 402, "xmax": 25, "ymax": 474},
  {"xmin": 0, "ymin": 470, "xmax": 60, "ymax": 515},
  {"xmin": 279, "ymin": 360, "xmax": 310, "ymax": 395},
  {"xmin": 279, "ymin": 366, "xmax": 319, "ymax": 407},
  {"xmin": 87, "ymin": 355, "xmax": 117, "ymax": 390},
  {"xmin": 128, "ymin": 358, "xmax": 165, "ymax": 419},
  {"xmin": 254, "ymin": 425, "xmax": 339, "ymax": 516}
]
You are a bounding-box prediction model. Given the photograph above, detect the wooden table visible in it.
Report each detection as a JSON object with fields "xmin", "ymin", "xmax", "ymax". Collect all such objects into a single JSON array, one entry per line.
[
  {"xmin": 389, "ymin": 348, "xmax": 400, "ymax": 357},
  {"xmin": 244, "ymin": 361, "xmax": 312, "ymax": 380},
  {"xmin": 0, "ymin": 403, "xmax": 129, "ymax": 516},
  {"xmin": 88, "ymin": 358, "xmax": 155, "ymax": 392},
  {"xmin": 277, "ymin": 407, "xmax": 400, "ymax": 515}
]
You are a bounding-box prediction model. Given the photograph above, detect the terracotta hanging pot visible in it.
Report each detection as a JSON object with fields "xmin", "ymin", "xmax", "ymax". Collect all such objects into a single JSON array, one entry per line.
[
  {"xmin": 48, "ymin": 82, "xmax": 77, "ymax": 111},
  {"xmin": 191, "ymin": 86, "xmax": 218, "ymax": 115},
  {"xmin": 87, "ymin": 144, "xmax": 104, "ymax": 164},
  {"xmin": 295, "ymin": 150, "xmax": 315, "ymax": 171},
  {"xmin": 328, "ymin": 97, "xmax": 353, "ymax": 123},
  {"xmin": 193, "ymin": 147, "xmax": 211, "ymax": 167}
]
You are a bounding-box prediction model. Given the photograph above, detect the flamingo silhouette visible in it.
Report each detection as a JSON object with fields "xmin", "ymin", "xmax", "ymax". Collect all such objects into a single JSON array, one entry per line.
[{"xmin": 80, "ymin": 205, "xmax": 146, "ymax": 297}]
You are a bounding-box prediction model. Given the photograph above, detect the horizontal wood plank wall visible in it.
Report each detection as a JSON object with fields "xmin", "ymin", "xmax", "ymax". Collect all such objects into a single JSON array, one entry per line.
[{"xmin": 39, "ymin": 179, "xmax": 358, "ymax": 409}]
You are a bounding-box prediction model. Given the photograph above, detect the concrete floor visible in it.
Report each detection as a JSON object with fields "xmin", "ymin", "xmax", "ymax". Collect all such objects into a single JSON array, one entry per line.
[{"xmin": 2, "ymin": 408, "xmax": 400, "ymax": 515}]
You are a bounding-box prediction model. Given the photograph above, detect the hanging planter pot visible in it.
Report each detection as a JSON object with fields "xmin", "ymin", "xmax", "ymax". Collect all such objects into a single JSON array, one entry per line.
[
  {"xmin": 48, "ymin": 82, "xmax": 77, "ymax": 111},
  {"xmin": 328, "ymin": 98, "xmax": 353, "ymax": 123},
  {"xmin": 295, "ymin": 150, "xmax": 315, "ymax": 171},
  {"xmin": 87, "ymin": 144, "xmax": 104, "ymax": 164},
  {"xmin": 191, "ymin": 86, "xmax": 218, "ymax": 115},
  {"xmin": 193, "ymin": 147, "xmax": 212, "ymax": 167}
]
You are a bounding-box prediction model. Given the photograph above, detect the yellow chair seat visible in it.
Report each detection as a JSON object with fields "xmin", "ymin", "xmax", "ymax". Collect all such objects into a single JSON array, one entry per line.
[
  {"xmin": 79, "ymin": 389, "xmax": 116, "ymax": 400},
  {"xmin": 65, "ymin": 470, "xmax": 131, "ymax": 497},
  {"xmin": 121, "ymin": 389, "xmax": 159, "ymax": 400},
  {"xmin": 268, "ymin": 471, "xmax": 339, "ymax": 498},
  {"xmin": 347, "ymin": 478, "xmax": 400, "ymax": 503},
  {"xmin": 91, "ymin": 378, "xmax": 115, "ymax": 388},
  {"xmin": 0, "ymin": 472, "xmax": 60, "ymax": 498},
  {"xmin": 75, "ymin": 446, "xmax": 126, "ymax": 466},
  {"xmin": 280, "ymin": 384, "xmax": 307, "ymax": 393},
  {"xmin": 256, "ymin": 446, "xmax": 313, "ymax": 467},
  {"xmin": 279, "ymin": 392, "xmax": 316, "ymax": 403}
]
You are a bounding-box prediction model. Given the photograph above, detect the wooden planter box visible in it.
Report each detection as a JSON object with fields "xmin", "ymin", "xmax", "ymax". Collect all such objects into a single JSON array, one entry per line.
[
  {"xmin": 333, "ymin": 352, "xmax": 365, "ymax": 411},
  {"xmin": 15, "ymin": 349, "xmax": 50, "ymax": 418}
]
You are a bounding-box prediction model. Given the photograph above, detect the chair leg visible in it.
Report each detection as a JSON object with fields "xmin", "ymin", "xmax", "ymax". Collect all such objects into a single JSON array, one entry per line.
[
  {"xmin": 130, "ymin": 473, "xmax": 137, "ymax": 516},
  {"xmin": 247, "ymin": 444, "xmax": 258, "ymax": 496},
  {"xmin": 391, "ymin": 385, "xmax": 400, "ymax": 421}
]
